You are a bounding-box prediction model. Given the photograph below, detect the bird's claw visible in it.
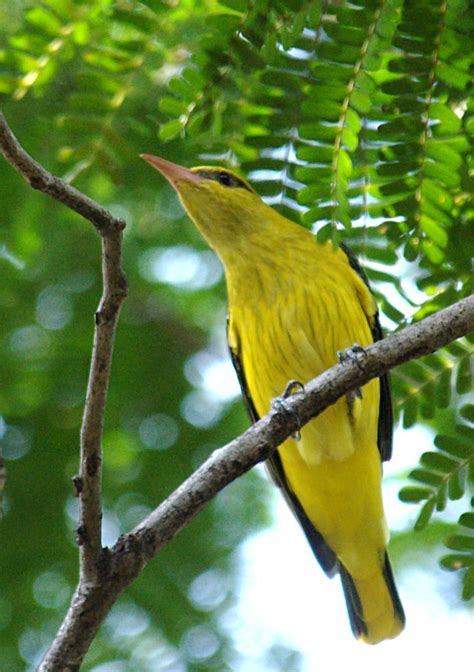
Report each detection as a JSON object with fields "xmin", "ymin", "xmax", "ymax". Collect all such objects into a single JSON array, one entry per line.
[
  {"xmin": 337, "ymin": 343, "xmax": 367, "ymax": 370},
  {"xmin": 281, "ymin": 379, "xmax": 305, "ymax": 399},
  {"xmin": 337, "ymin": 344, "xmax": 366, "ymax": 412},
  {"xmin": 272, "ymin": 379, "xmax": 305, "ymax": 441}
]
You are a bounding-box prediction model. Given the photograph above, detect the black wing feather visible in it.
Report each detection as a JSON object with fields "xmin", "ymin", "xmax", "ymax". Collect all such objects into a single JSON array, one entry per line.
[{"xmin": 340, "ymin": 242, "xmax": 393, "ymax": 461}]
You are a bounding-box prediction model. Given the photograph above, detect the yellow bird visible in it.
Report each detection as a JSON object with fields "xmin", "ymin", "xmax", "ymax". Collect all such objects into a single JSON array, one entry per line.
[{"xmin": 141, "ymin": 154, "xmax": 405, "ymax": 644}]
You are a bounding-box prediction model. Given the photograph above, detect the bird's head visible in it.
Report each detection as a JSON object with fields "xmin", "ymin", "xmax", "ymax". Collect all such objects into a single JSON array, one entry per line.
[{"xmin": 140, "ymin": 154, "xmax": 276, "ymax": 257}]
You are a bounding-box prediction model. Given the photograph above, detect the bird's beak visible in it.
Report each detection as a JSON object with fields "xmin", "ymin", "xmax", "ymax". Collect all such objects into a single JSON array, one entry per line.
[{"xmin": 140, "ymin": 154, "xmax": 202, "ymax": 188}]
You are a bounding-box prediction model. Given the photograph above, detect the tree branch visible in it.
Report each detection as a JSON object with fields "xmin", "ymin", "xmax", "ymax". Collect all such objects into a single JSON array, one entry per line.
[
  {"xmin": 0, "ymin": 111, "xmax": 128, "ymax": 581},
  {"xmin": 77, "ymin": 229, "xmax": 127, "ymax": 578},
  {"xmin": 39, "ymin": 294, "xmax": 473, "ymax": 670},
  {"xmin": 0, "ymin": 111, "xmax": 124, "ymax": 235}
]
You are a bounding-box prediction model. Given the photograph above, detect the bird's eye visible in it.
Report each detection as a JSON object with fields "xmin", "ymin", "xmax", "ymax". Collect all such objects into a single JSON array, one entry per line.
[{"xmin": 217, "ymin": 171, "xmax": 232, "ymax": 187}]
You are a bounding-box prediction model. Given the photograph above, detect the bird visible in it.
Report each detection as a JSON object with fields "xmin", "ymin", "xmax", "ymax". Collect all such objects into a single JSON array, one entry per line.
[{"xmin": 141, "ymin": 153, "xmax": 405, "ymax": 644}]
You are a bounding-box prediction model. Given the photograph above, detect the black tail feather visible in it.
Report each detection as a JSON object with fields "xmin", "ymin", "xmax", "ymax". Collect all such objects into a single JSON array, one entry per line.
[
  {"xmin": 382, "ymin": 552, "xmax": 406, "ymax": 627},
  {"xmin": 338, "ymin": 552, "xmax": 405, "ymax": 642},
  {"xmin": 338, "ymin": 561, "xmax": 368, "ymax": 639}
]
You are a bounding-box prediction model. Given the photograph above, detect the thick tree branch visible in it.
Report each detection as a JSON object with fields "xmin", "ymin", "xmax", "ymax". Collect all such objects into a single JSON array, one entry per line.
[
  {"xmin": 0, "ymin": 112, "xmax": 128, "ymax": 580},
  {"xmin": 39, "ymin": 295, "xmax": 473, "ymax": 671}
]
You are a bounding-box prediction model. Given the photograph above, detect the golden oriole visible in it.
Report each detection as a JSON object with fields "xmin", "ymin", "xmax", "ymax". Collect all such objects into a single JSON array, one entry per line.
[{"xmin": 141, "ymin": 154, "xmax": 405, "ymax": 644}]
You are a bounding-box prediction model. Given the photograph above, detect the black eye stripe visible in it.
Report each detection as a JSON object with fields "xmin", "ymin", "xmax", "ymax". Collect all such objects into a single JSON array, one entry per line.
[{"xmin": 195, "ymin": 168, "xmax": 252, "ymax": 191}]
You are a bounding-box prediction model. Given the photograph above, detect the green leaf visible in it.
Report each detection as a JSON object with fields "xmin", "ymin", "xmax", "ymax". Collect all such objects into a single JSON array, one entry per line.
[
  {"xmin": 344, "ymin": 107, "xmax": 361, "ymax": 134},
  {"xmin": 448, "ymin": 468, "xmax": 466, "ymax": 501},
  {"xmin": 402, "ymin": 238, "xmax": 419, "ymax": 262},
  {"xmin": 341, "ymin": 127, "xmax": 359, "ymax": 152},
  {"xmin": 218, "ymin": 0, "xmax": 247, "ymax": 12},
  {"xmin": 337, "ymin": 149, "xmax": 352, "ymax": 179},
  {"xmin": 436, "ymin": 482, "xmax": 448, "ymax": 511},
  {"xmin": 302, "ymin": 99, "xmax": 342, "ymax": 122},
  {"xmin": 440, "ymin": 554, "xmax": 474, "ymax": 570},
  {"xmin": 423, "ymin": 160, "xmax": 461, "ymax": 188},
  {"xmin": 462, "ymin": 565, "xmax": 474, "ymax": 600},
  {"xmin": 323, "ymin": 23, "xmax": 366, "ymax": 47},
  {"xmin": 430, "ymin": 102, "xmax": 462, "ymax": 133},
  {"xmin": 421, "ymin": 179, "xmax": 454, "ymax": 213},
  {"xmin": 112, "ymin": 7, "xmax": 156, "ymax": 33},
  {"xmin": 159, "ymin": 119, "xmax": 184, "ymax": 141},
  {"xmin": 307, "ymin": 0, "xmax": 323, "ymax": 24},
  {"xmin": 399, "ymin": 486, "xmax": 432, "ymax": 503},
  {"xmin": 421, "ymin": 239, "xmax": 445, "ymax": 265},
  {"xmin": 420, "ymin": 215, "xmax": 448, "ymax": 248},
  {"xmin": 299, "ymin": 123, "xmax": 338, "ymax": 142},
  {"xmin": 305, "ymin": 83, "xmax": 347, "ymax": 102},
  {"xmin": 296, "ymin": 145, "xmax": 334, "ymax": 163},
  {"xmin": 435, "ymin": 367, "xmax": 452, "ymax": 408},
  {"xmin": 168, "ymin": 77, "xmax": 197, "ymax": 103},
  {"xmin": 436, "ymin": 61, "xmax": 471, "ymax": 90},
  {"xmin": 311, "ymin": 62, "xmax": 354, "ymax": 82},
  {"xmin": 435, "ymin": 435, "xmax": 473, "ymax": 459},
  {"xmin": 159, "ymin": 96, "xmax": 189, "ymax": 116},
  {"xmin": 460, "ymin": 405, "xmax": 474, "ymax": 423},
  {"xmin": 297, "ymin": 184, "xmax": 330, "ymax": 206},
  {"xmin": 295, "ymin": 166, "xmax": 332, "ymax": 183},
  {"xmin": 415, "ymin": 497, "xmax": 436, "ymax": 530},
  {"xmin": 456, "ymin": 356, "xmax": 472, "ymax": 394},
  {"xmin": 445, "ymin": 534, "xmax": 474, "ymax": 552},
  {"xmin": 350, "ymin": 88, "xmax": 372, "ymax": 114},
  {"xmin": 187, "ymin": 110, "xmax": 208, "ymax": 137},
  {"xmin": 459, "ymin": 513, "xmax": 474, "ymax": 530},
  {"xmin": 410, "ymin": 468, "xmax": 444, "ymax": 487},
  {"xmin": 402, "ymin": 394, "xmax": 418, "ymax": 428},
  {"xmin": 380, "ymin": 298, "xmax": 405, "ymax": 323},
  {"xmin": 420, "ymin": 451, "xmax": 460, "ymax": 473},
  {"xmin": 315, "ymin": 222, "xmax": 335, "ymax": 243},
  {"xmin": 425, "ymin": 140, "xmax": 462, "ymax": 169},
  {"xmin": 26, "ymin": 6, "xmax": 62, "ymax": 35}
]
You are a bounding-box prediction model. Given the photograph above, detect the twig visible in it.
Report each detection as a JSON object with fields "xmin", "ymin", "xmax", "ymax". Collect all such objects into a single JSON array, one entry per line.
[
  {"xmin": 0, "ymin": 111, "xmax": 128, "ymax": 582},
  {"xmin": 39, "ymin": 294, "xmax": 473, "ymax": 670},
  {"xmin": 0, "ymin": 111, "xmax": 124, "ymax": 235},
  {"xmin": 77, "ymin": 229, "xmax": 127, "ymax": 578}
]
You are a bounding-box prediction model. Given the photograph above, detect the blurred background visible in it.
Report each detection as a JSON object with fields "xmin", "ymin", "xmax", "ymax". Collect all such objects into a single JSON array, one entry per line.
[{"xmin": 0, "ymin": 1, "xmax": 473, "ymax": 670}]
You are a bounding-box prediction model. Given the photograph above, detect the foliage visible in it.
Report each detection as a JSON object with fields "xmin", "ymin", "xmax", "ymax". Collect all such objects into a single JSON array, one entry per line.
[{"xmin": 0, "ymin": 0, "xmax": 473, "ymax": 669}]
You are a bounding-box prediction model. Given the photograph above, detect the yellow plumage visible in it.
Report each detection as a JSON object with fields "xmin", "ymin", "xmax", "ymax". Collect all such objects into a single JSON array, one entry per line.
[{"xmin": 142, "ymin": 154, "xmax": 405, "ymax": 644}]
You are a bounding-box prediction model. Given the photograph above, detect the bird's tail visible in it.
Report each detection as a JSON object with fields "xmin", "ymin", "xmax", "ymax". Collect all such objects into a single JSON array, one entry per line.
[{"xmin": 339, "ymin": 553, "xmax": 405, "ymax": 644}]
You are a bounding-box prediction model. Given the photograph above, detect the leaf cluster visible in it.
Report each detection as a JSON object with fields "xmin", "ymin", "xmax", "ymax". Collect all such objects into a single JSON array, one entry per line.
[{"xmin": 399, "ymin": 405, "xmax": 474, "ymax": 596}]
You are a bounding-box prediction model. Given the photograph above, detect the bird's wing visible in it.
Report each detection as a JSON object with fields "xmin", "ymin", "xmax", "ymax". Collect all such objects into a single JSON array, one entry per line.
[
  {"xmin": 340, "ymin": 243, "xmax": 394, "ymax": 462},
  {"xmin": 227, "ymin": 316, "xmax": 338, "ymax": 576}
]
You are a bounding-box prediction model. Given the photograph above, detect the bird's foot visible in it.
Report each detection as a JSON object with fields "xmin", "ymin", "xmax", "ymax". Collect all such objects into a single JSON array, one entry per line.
[
  {"xmin": 337, "ymin": 344, "xmax": 366, "ymax": 415},
  {"xmin": 271, "ymin": 379, "xmax": 305, "ymax": 441},
  {"xmin": 337, "ymin": 343, "xmax": 367, "ymax": 370}
]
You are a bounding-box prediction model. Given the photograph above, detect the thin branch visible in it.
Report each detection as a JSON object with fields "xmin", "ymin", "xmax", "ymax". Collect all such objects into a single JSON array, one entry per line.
[
  {"xmin": 0, "ymin": 111, "xmax": 124, "ymax": 235},
  {"xmin": 0, "ymin": 111, "xmax": 128, "ymax": 581},
  {"xmin": 77, "ymin": 230, "xmax": 128, "ymax": 578},
  {"xmin": 39, "ymin": 294, "xmax": 474, "ymax": 671}
]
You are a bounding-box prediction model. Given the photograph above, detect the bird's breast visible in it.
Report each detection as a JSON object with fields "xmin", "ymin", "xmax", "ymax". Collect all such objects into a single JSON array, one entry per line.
[{"xmin": 229, "ymin": 278, "xmax": 378, "ymax": 465}]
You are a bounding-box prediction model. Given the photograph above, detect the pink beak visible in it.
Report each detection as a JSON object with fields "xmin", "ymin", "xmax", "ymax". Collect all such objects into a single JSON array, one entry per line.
[{"xmin": 140, "ymin": 154, "xmax": 202, "ymax": 188}]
